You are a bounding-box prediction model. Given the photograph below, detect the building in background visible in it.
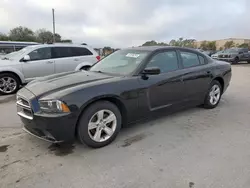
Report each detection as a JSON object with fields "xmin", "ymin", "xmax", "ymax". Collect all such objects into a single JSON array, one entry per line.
[{"xmin": 195, "ymin": 38, "xmax": 250, "ymax": 50}]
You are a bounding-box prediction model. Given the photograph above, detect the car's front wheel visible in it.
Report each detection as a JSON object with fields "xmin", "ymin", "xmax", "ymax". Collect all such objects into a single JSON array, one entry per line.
[
  {"xmin": 77, "ymin": 101, "xmax": 122, "ymax": 148},
  {"xmin": 232, "ymin": 57, "xmax": 239, "ymax": 64},
  {"xmin": 203, "ymin": 80, "xmax": 222, "ymax": 109},
  {"xmin": 0, "ymin": 73, "xmax": 20, "ymax": 95}
]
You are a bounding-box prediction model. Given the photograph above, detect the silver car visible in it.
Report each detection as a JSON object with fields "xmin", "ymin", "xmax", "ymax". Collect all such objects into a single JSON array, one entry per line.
[{"xmin": 0, "ymin": 44, "xmax": 99, "ymax": 94}]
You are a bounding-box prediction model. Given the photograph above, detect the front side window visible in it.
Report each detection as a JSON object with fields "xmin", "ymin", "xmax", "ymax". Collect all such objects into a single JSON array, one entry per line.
[
  {"xmin": 180, "ymin": 51, "xmax": 200, "ymax": 68},
  {"xmin": 90, "ymin": 49, "xmax": 149, "ymax": 75},
  {"xmin": 28, "ymin": 47, "xmax": 52, "ymax": 61},
  {"xmin": 146, "ymin": 51, "xmax": 179, "ymax": 73}
]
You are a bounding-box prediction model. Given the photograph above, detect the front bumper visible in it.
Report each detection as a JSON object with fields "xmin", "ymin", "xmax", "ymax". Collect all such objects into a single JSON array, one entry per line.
[
  {"xmin": 216, "ymin": 57, "xmax": 235, "ymax": 62},
  {"xmin": 17, "ymin": 88, "xmax": 77, "ymax": 143},
  {"xmin": 19, "ymin": 113, "xmax": 76, "ymax": 143}
]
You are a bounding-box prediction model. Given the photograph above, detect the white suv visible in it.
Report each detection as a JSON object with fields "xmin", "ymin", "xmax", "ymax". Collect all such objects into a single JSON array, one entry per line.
[{"xmin": 0, "ymin": 44, "xmax": 100, "ymax": 94}]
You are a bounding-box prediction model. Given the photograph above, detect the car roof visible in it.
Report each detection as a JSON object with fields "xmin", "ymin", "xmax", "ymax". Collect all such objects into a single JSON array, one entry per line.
[
  {"xmin": 30, "ymin": 44, "xmax": 94, "ymax": 49},
  {"xmin": 126, "ymin": 46, "xmax": 200, "ymax": 53}
]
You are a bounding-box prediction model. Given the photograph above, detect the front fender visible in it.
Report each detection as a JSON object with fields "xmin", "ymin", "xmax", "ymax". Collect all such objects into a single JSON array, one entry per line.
[
  {"xmin": 75, "ymin": 62, "xmax": 93, "ymax": 71},
  {"xmin": 0, "ymin": 67, "xmax": 25, "ymax": 83}
]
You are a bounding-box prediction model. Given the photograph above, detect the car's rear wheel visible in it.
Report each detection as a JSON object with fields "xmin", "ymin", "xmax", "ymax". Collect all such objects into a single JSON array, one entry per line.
[
  {"xmin": 0, "ymin": 73, "xmax": 20, "ymax": 95},
  {"xmin": 203, "ymin": 80, "xmax": 222, "ymax": 109},
  {"xmin": 77, "ymin": 101, "xmax": 122, "ymax": 148}
]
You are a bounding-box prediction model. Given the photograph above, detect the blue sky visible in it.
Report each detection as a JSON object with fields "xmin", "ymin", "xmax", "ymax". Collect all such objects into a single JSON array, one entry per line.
[{"xmin": 0, "ymin": 0, "xmax": 249, "ymax": 47}]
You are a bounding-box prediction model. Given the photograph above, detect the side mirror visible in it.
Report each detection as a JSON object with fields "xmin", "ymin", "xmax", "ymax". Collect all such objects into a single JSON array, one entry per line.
[
  {"xmin": 23, "ymin": 55, "xmax": 30, "ymax": 62},
  {"xmin": 142, "ymin": 67, "xmax": 161, "ymax": 75}
]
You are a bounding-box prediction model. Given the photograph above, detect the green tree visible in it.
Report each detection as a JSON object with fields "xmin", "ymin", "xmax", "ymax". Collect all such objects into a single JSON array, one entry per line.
[
  {"xmin": 219, "ymin": 47, "xmax": 223, "ymax": 51},
  {"xmin": 9, "ymin": 26, "xmax": 36, "ymax": 41},
  {"xmin": 207, "ymin": 41, "xmax": 216, "ymax": 51},
  {"xmin": 36, "ymin": 29, "xmax": 53, "ymax": 43},
  {"xmin": 238, "ymin": 43, "xmax": 249, "ymax": 48},
  {"xmin": 60, "ymin": 39, "xmax": 72, "ymax": 43},
  {"xmin": 200, "ymin": 41, "xmax": 208, "ymax": 50},
  {"xmin": 54, "ymin": 33, "xmax": 61, "ymax": 42},
  {"xmin": 142, "ymin": 40, "xmax": 158, "ymax": 46},
  {"xmin": 0, "ymin": 33, "xmax": 9, "ymax": 41},
  {"xmin": 169, "ymin": 38, "xmax": 195, "ymax": 48},
  {"xmin": 224, "ymin": 41, "xmax": 235, "ymax": 49}
]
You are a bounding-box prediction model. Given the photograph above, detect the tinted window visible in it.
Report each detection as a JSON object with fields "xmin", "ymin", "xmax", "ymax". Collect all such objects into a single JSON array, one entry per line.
[
  {"xmin": 28, "ymin": 47, "xmax": 51, "ymax": 61},
  {"xmin": 52, "ymin": 47, "xmax": 72, "ymax": 58},
  {"xmin": 198, "ymin": 55, "xmax": 206, "ymax": 64},
  {"xmin": 180, "ymin": 51, "xmax": 200, "ymax": 68},
  {"xmin": 146, "ymin": 51, "xmax": 179, "ymax": 73},
  {"xmin": 71, "ymin": 47, "xmax": 93, "ymax": 56}
]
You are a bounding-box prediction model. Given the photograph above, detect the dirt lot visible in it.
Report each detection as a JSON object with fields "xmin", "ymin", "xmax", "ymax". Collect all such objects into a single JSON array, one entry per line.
[{"xmin": 1, "ymin": 65, "xmax": 250, "ymax": 188}]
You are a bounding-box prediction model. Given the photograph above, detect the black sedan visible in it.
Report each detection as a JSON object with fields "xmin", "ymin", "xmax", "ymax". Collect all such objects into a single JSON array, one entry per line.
[{"xmin": 16, "ymin": 46, "xmax": 232, "ymax": 148}]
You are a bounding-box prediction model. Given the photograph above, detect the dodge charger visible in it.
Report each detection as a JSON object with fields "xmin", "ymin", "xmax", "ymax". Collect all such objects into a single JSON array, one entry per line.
[{"xmin": 16, "ymin": 46, "xmax": 232, "ymax": 148}]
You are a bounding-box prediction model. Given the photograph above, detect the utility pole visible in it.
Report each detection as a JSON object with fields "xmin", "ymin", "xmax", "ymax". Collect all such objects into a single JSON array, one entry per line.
[{"xmin": 52, "ymin": 8, "xmax": 56, "ymax": 43}]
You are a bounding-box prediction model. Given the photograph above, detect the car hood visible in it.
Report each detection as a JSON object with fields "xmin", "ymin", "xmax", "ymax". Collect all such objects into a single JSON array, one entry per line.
[{"xmin": 24, "ymin": 71, "xmax": 114, "ymax": 97}]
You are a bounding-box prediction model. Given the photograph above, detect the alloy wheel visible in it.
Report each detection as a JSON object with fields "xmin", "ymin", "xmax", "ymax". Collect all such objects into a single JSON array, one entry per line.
[
  {"xmin": 0, "ymin": 77, "xmax": 17, "ymax": 94},
  {"xmin": 209, "ymin": 84, "xmax": 221, "ymax": 105},
  {"xmin": 88, "ymin": 109, "xmax": 117, "ymax": 142}
]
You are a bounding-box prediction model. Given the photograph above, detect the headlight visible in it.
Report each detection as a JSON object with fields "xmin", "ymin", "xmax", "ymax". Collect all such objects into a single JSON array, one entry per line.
[{"xmin": 39, "ymin": 100, "xmax": 70, "ymax": 113}]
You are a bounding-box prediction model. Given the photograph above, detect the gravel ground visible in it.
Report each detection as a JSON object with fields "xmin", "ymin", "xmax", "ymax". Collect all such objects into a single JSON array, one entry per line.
[{"xmin": 1, "ymin": 64, "xmax": 250, "ymax": 188}]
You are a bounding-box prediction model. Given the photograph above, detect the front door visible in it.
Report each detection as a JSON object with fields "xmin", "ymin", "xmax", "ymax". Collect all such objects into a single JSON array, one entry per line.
[
  {"xmin": 139, "ymin": 50, "xmax": 185, "ymax": 111},
  {"xmin": 22, "ymin": 47, "xmax": 54, "ymax": 80}
]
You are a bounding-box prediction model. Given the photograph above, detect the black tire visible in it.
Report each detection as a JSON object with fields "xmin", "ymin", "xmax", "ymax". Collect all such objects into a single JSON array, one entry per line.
[
  {"xmin": 203, "ymin": 80, "xmax": 222, "ymax": 109},
  {"xmin": 0, "ymin": 73, "xmax": 20, "ymax": 95},
  {"xmin": 77, "ymin": 101, "xmax": 122, "ymax": 148},
  {"xmin": 247, "ymin": 60, "xmax": 250, "ymax": 64},
  {"xmin": 232, "ymin": 57, "xmax": 239, "ymax": 64},
  {"xmin": 80, "ymin": 66, "xmax": 91, "ymax": 71}
]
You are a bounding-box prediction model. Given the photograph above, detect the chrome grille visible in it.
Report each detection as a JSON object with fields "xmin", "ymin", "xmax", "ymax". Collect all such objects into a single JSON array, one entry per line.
[{"xmin": 16, "ymin": 96, "xmax": 33, "ymax": 120}]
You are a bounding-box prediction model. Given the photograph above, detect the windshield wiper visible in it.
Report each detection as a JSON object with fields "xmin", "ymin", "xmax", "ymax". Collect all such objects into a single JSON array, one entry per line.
[{"xmin": 1, "ymin": 57, "xmax": 9, "ymax": 60}]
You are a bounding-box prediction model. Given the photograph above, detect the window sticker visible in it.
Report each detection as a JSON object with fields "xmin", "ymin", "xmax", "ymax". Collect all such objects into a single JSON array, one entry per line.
[{"xmin": 126, "ymin": 53, "xmax": 140, "ymax": 58}]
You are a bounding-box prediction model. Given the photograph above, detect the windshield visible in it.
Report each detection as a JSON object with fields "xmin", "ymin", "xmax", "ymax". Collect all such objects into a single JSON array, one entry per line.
[
  {"xmin": 89, "ymin": 49, "xmax": 149, "ymax": 75},
  {"xmin": 1, "ymin": 46, "xmax": 36, "ymax": 60}
]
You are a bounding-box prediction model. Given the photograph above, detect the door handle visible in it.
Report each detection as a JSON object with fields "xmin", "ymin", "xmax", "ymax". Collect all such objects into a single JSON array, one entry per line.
[
  {"xmin": 206, "ymin": 71, "xmax": 211, "ymax": 74},
  {"xmin": 74, "ymin": 58, "xmax": 79, "ymax": 61},
  {"xmin": 46, "ymin": 61, "xmax": 54, "ymax": 64}
]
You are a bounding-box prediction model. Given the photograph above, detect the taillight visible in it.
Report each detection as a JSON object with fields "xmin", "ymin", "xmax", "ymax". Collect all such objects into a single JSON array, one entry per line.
[{"xmin": 96, "ymin": 56, "xmax": 101, "ymax": 61}]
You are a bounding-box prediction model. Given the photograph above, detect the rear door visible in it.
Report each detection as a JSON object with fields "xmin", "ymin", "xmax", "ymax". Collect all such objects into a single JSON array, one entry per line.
[
  {"xmin": 52, "ymin": 47, "xmax": 76, "ymax": 73},
  {"xmin": 21, "ymin": 47, "xmax": 55, "ymax": 79},
  {"xmin": 72, "ymin": 47, "xmax": 96, "ymax": 65},
  {"xmin": 139, "ymin": 50, "xmax": 185, "ymax": 110},
  {"xmin": 178, "ymin": 50, "xmax": 212, "ymax": 101}
]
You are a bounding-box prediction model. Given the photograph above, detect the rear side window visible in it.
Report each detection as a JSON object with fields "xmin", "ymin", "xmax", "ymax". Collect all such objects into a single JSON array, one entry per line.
[
  {"xmin": 52, "ymin": 47, "xmax": 72, "ymax": 58},
  {"xmin": 180, "ymin": 51, "xmax": 200, "ymax": 68},
  {"xmin": 71, "ymin": 47, "xmax": 93, "ymax": 56},
  {"xmin": 198, "ymin": 55, "xmax": 206, "ymax": 65},
  {"xmin": 52, "ymin": 47, "xmax": 93, "ymax": 58}
]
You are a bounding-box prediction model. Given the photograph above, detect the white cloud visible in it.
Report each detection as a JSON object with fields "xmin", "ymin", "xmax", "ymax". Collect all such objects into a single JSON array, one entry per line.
[{"xmin": 0, "ymin": 0, "xmax": 249, "ymax": 47}]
